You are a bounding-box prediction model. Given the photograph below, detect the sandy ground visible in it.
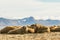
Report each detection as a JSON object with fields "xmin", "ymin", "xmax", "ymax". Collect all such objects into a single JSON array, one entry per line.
[{"xmin": 0, "ymin": 32, "xmax": 60, "ymax": 40}]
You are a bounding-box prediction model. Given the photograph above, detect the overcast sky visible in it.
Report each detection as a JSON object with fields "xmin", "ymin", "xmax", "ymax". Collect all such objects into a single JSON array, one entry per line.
[{"xmin": 0, "ymin": 0, "xmax": 60, "ymax": 20}]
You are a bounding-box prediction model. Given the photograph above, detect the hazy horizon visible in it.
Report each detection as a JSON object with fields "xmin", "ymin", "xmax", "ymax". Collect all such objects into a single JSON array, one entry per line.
[
  {"xmin": 1, "ymin": 16, "xmax": 60, "ymax": 20},
  {"xmin": 0, "ymin": 0, "xmax": 60, "ymax": 20}
]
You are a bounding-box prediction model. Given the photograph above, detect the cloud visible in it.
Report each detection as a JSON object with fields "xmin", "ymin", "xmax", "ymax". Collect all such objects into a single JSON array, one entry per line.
[
  {"xmin": 0, "ymin": 0, "xmax": 60, "ymax": 20},
  {"xmin": 38, "ymin": 0, "xmax": 60, "ymax": 2}
]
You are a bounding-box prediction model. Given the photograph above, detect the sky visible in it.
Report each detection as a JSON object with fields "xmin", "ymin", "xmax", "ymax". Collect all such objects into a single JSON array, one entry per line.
[{"xmin": 0, "ymin": 0, "xmax": 60, "ymax": 20}]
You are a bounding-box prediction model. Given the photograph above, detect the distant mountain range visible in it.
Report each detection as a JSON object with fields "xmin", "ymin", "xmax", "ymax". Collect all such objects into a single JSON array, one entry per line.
[{"xmin": 0, "ymin": 16, "xmax": 60, "ymax": 28}]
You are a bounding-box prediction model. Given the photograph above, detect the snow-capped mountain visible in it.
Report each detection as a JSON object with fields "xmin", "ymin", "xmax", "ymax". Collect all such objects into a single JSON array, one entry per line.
[
  {"xmin": 36, "ymin": 19, "xmax": 60, "ymax": 26},
  {"xmin": 0, "ymin": 16, "xmax": 36, "ymax": 28},
  {"xmin": 0, "ymin": 16, "xmax": 60, "ymax": 28}
]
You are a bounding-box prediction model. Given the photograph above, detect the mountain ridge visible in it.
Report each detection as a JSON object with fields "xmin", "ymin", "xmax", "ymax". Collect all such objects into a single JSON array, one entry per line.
[{"xmin": 0, "ymin": 16, "xmax": 60, "ymax": 29}]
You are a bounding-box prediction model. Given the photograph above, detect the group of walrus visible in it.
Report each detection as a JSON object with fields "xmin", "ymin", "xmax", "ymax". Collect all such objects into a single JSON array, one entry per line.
[{"xmin": 0, "ymin": 24, "xmax": 60, "ymax": 34}]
